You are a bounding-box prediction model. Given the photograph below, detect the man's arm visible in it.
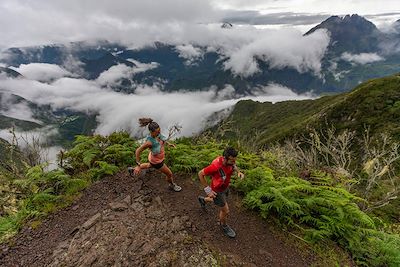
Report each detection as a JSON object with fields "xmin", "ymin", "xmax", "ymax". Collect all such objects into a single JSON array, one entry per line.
[
  {"xmin": 198, "ymin": 169, "xmax": 217, "ymax": 198},
  {"xmin": 233, "ymin": 165, "xmax": 245, "ymax": 180}
]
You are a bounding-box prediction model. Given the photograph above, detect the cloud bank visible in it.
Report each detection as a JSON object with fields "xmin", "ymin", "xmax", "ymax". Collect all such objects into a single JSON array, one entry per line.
[
  {"xmin": 222, "ymin": 28, "xmax": 329, "ymax": 77},
  {"xmin": 340, "ymin": 52, "xmax": 384, "ymax": 64},
  {"xmin": 10, "ymin": 63, "xmax": 73, "ymax": 82},
  {"xmin": 0, "ymin": 1, "xmax": 333, "ymax": 78},
  {"xmin": 0, "ymin": 65, "xmax": 314, "ymax": 137}
]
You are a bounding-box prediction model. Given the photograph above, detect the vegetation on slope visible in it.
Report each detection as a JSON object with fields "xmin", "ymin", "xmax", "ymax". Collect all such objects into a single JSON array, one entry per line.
[
  {"xmin": 1, "ymin": 132, "xmax": 399, "ymax": 266},
  {"xmin": 216, "ymin": 73, "xmax": 400, "ymax": 146}
]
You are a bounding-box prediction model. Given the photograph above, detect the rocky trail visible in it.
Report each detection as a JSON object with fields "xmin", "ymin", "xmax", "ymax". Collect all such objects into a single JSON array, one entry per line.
[{"xmin": 0, "ymin": 169, "xmax": 319, "ymax": 266}]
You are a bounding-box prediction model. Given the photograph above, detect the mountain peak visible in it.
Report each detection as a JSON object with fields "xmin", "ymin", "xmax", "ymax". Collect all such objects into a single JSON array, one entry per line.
[
  {"xmin": 305, "ymin": 14, "xmax": 381, "ymax": 54},
  {"xmin": 221, "ymin": 22, "xmax": 233, "ymax": 29},
  {"xmin": 306, "ymin": 14, "xmax": 378, "ymax": 36}
]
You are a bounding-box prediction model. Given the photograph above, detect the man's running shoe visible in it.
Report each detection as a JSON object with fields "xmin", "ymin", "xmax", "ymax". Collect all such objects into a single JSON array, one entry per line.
[
  {"xmin": 221, "ymin": 224, "xmax": 236, "ymax": 238},
  {"xmin": 198, "ymin": 196, "xmax": 206, "ymax": 209}
]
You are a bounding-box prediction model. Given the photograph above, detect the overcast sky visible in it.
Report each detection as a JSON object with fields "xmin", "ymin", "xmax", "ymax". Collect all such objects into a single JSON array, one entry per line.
[
  {"xmin": 1, "ymin": 0, "xmax": 399, "ymax": 151},
  {"xmin": 0, "ymin": 0, "xmax": 399, "ymax": 48}
]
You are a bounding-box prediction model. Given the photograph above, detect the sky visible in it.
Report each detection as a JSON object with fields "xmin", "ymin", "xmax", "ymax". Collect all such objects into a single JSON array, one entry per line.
[
  {"xmin": 0, "ymin": 0, "xmax": 399, "ymax": 48},
  {"xmin": 0, "ymin": 0, "xmax": 399, "ymax": 161}
]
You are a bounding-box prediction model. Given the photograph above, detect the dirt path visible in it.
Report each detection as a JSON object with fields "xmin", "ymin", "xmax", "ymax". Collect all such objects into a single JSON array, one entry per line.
[{"xmin": 0, "ymin": 170, "xmax": 317, "ymax": 266}]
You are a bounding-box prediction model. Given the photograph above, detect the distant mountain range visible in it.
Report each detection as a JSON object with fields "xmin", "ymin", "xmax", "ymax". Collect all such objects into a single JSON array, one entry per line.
[
  {"xmin": 1, "ymin": 14, "xmax": 400, "ymax": 144},
  {"xmin": 1, "ymin": 14, "xmax": 399, "ymax": 95}
]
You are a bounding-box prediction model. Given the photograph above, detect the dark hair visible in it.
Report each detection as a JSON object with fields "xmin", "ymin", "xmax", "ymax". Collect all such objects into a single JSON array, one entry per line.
[
  {"xmin": 138, "ymin": 117, "xmax": 159, "ymax": 132},
  {"xmin": 223, "ymin": 147, "xmax": 238, "ymax": 159}
]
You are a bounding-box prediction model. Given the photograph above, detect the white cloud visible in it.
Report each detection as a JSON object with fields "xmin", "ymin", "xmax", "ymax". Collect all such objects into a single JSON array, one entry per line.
[
  {"xmin": 0, "ymin": 126, "xmax": 62, "ymax": 169},
  {"xmin": 0, "ymin": 1, "xmax": 334, "ymax": 78},
  {"xmin": 10, "ymin": 63, "xmax": 72, "ymax": 82},
  {"xmin": 215, "ymin": 84, "xmax": 237, "ymax": 100},
  {"xmin": 96, "ymin": 61, "xmax": 159, "ymax": 87},
  {"xmin": 0, "ymin": 0, "xmax": 399, "ymax": 50},
  {"xmin": 0, "ymin": 102, "xmax": 41, "ymax": 124},
  {"xmin": 341, "ymin": 52, "xmax": 384, "ymax": 64},
  {"xmin": 251, "ymin": 83, "xmax": 315, "ymax": 101},
  {"xmin": 0, "ymin": 0, "xmax": 221, "ymax": 48},
  {"xmin": 0, "ymin": 92, "xmax": 42, "ymax": 123},
  {"xmin": 0, "ymin": 71, "xmax": 313, "ymax": 138},
  {"xmin": 175, "ymin": 45, "xmax": 204, "ymax": 65},
  {"xmin": 222, "ymin": 28, "xmax": 329, "ymax": 77}
]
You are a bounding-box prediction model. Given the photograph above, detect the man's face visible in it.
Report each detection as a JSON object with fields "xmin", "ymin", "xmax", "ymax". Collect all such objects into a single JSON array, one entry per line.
[{"xmin": 225, "ymin": 156, "xmax": 236, "ymax": 166}]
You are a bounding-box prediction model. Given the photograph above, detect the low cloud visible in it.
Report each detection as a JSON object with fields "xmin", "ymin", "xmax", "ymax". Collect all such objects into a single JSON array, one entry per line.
[
  {"xmin": 340, "ymin": 52, "xmax": 384, "ymax": 65},
  {"xmin": 10, "ymin": 63, "xmax": 73, "ymax": 82},
  {"xmin": 175, "ymin": 45, "xmax": 204, "ymax": 65},
  {"xmin": 0, "ymin": 102, "xmax": 41, "ymax": 124},
  {"xmin": 0, "ymin": 92, "xmax": 41, "ymax": 123},
  {"xmin": 222, "ymin": 28, "xmax": 329, "ymax": 77},
  {"xmin": 96, "ymin": 61, "xmax": 159, "ymax": 86},
  {"xmin": 0, "ymin": 68, "xmax": 314, "ymax": 138},
  {"xmin": 0, "ymin": 1, "xmax": 331, "ymax": 79},
  {"xmin": 0, "ymin": 126, "xmax": 62, "ymax": 169}
]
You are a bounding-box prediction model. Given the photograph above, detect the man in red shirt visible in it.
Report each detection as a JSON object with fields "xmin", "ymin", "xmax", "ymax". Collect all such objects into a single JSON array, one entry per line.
[{"xmin": 198, "ymin": 147, "xmax": 244, "ymax": 238}]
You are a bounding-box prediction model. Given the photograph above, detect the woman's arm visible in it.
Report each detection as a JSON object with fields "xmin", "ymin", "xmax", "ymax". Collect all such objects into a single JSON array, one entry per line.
[
  {"xmin": 135, "ymin": 141, "xmax": 152, "ymax": 165},
  {"xmin": 165, "ymin": 141, "xmax": 176, "ymax": 148}
]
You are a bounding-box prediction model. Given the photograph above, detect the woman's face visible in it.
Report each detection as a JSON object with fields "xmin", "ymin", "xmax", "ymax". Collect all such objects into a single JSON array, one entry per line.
[{"xmin": 151, "ymin": 127, "xmax": 161, "ymax": 136}]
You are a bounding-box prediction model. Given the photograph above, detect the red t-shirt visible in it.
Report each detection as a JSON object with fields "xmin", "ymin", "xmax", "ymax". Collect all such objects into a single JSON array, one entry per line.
[{"xmin": 203, "ymin": 156, "xmax": 234, "ymax": 192}]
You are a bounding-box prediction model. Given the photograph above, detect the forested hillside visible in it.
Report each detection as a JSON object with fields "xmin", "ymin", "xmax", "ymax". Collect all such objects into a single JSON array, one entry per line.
[{"xmin": 1, "ymin": 132, "xmax": 399, "ymax": 266}]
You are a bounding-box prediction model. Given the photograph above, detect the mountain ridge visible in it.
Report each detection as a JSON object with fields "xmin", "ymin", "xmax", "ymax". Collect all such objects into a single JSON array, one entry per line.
[{"xmin": 1, "ymin": 14, "xmax": 399, "ymax": 95}]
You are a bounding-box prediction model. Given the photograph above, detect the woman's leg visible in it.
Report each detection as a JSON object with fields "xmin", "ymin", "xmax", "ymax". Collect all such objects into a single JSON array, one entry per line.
[
  {"xmin": 159, "ymin": 164, "xmax": 182, "ymax": 191},
  {"xmin": 158, "ymin": 164, "xmax": 173, "ymax": 183}
]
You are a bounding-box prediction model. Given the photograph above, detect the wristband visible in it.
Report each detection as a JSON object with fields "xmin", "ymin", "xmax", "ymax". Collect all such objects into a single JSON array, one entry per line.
[
  {"xmin": 136, "ymin": 161, "xmax": 141, "ymax": 166},
  {"xmin": 204, "ymin": 186, "xmax": 212, "ymax": 195}
]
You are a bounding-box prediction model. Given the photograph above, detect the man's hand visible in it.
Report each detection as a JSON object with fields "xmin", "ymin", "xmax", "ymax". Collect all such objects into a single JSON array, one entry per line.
[
  {"xmin": 237, "ymin": 171, "xmax": 245, "ymax": 180},
  {"xmin": 207, "ymin": 190, "xmax": 217, "ymax": 198},
  {"xmin": 204, "ymin": 185, "xmax": 216, "ymax": 198}
]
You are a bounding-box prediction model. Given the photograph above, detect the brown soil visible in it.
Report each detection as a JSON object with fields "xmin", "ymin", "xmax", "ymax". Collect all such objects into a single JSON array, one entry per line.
[{"xmin": 0, "ymin": 169, "xmax": 320, "ymax": 266}]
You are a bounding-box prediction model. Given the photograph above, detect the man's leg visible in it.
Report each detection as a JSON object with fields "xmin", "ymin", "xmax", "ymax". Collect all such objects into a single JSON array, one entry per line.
[
  {"xmin": 218, "ymin": 196, "xmax": 236, "ymax": 238},
  {"xmin": 219, "ymin": 202, "xmax": 230, "ymax": 225}
]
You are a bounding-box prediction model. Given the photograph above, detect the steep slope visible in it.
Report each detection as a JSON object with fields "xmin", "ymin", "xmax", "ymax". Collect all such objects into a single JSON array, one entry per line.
[
  {"xmin": 0, "ymin": 170, "xmax": 325, "ymax": 266},
  {"xmin": 0, "ymin": 67, "xmax": 23, "ymax": 78},
  {"xmin": 218, "ymin": 73, "xmax": 400, "ymax": 145}
]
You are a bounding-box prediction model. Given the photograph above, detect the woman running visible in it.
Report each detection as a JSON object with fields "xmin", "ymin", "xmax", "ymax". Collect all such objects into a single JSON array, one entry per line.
[{"xmin": 130, "ymin": 118, "xmax": 182, "ymax": 192}]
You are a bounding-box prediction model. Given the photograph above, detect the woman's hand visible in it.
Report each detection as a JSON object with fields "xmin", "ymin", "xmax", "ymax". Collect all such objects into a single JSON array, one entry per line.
[
  {"xmin": 168, "ymin": 142, "xmax": 176, "ymax": 148},
  {"xmin": 134, "ymin": 166, "xmax": 141, "ymax": 175}
]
